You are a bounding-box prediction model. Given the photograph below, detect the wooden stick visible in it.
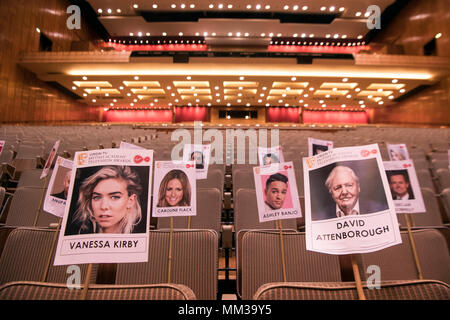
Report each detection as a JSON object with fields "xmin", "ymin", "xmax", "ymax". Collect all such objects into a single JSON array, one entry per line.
[
  {"xmin": 277, "ymin": 220, "xmax": 287, "ymax": 282},
  {"xmin": 350, "ymin": 254, "xmax": 366, "ymax": 300},
  {"xmin": 187, "ymin": 216, "xmax": 191, "ymax": 229},
  {"xmin": 33, "ymin": 176, "xmax": 47, "ymax": 227},
  {"xmin": 41, "ymin": 219, "xmax": 62, "ymax": 282},
  {"xmin": 80, "ymin": 263, "xmax": 93, "ymax": 300},
  {"xmin": 167, "ymin": 217, "xmax": 174, "ymax": 283},
  {"xmin": 405, "ymin": 214, "xmax": 423, "ymax": 279}
]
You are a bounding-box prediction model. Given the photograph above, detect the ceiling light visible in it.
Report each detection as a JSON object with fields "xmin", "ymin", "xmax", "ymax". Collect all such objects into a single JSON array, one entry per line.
[
  {"xmin": 133, "ymin": 4, "xmax": 138, "ymax": 9},
  {"xmin": 134, "ymin": 76, "xmax": 139, "ymax": 80},
  {"xmin": 246, "ymin": 103, "xmax": 251, "ymax": 107},
  {"xmin": 180, "ymin": 4, "xmax": 186, "ymax": 9},
  {"xmin": 171, "ymin": 4, "xmax": 176, "ymax": 8},
  {"xmin": 269, "ymin": 33, "xmax": 274, "ymax": 37},
  {"xmin": 346, "ymin": 94, "xmax": 352, "ymax": 98},
  {"xmin": 392, "ymin": 79, "xmax": 398, "ymax": 83},
  {"xmin": 388, "ymin": 95, "xmax": 394, "ymax": 99},
  {"xmin": 341, "ymin": 104, "xmax": 346, "ymax": 108},
  {"xmin": 265, "ymin": 5, "xmax": 270, "ymax": 9},
  {"xmin": 378, "ymin": 101, "xmax": 384, "ymax": 105},
  {"xmin": 342, "ymin": 35, "xmax": 347, "ymax": 39},
  {"xmin": 435, "ymin": 33, "xmax": 442, "ymax": 39},
  {"xmin": 152, "ymin": 4, "xmax": 158, "ymax": 9},
  {"xmin": 293, "ymin": 33, "xmax": 298, "ymax": 37},
  {"xmin": 320, "ymin": 6, "xmax": 326, "ymax": 11},
  {"xmin": 92, "ymin": 99, "xmax": 96, "ymax": 103},
  {"xmin": 236, "ymin": 32, "xmax": 241, "ymax": 37},
  {"xmin": 247, "ymin": 4, "xmax": 252, "ymax": 9},
  {"xmin": 178, "ymin": 32, "xmax": 183, "ymax": 36},
  {"xmin": 283, "ymin": 5, "xmax": 289, "ymax": 10},
  {"xmin": 400, "ymin": 89, "xmax": 406, "ymax": 93},
  {"xmin": 244, "ymin": 32, "xmax": 249, "ymax": 37},
  {"xmin": 364, "ymin": 11, "xmax": 370, "ymax": 17},
  {"xmin": 302, "ymin": 6, "xmax": 308, "ymax": 10},
  {"xmin": 82, "ymin": 76, "xmax": 87, "ymax": 80},
  {"xmin": 97, "ymin": 9, "xmax": 102, "ymax": 14},
  {"xmin": 329, "ymin": 6, "xmax": 335, "ymax": 11},
  {"xmin": 319, "ymin": 100, "xmax": 324, "ymax": 104},
  {"xmin": 190, "ymin": 4, "xmax": 195, "ymax": 8},
  {"xmin": 355, "ymin": 12, "xmax": 361, "ymax": 17},
  {"xmin": 357, "ymin": 35, "xmax": 363, "ymax": 39},
  {"xmin": 209, "ymin": 4, "xmax": 214, "ymax": 9},
  {"xmin": 228, "ymin": 4, "xmax": 233, "ymax": 9},
  {"xmin": 260, "ymin": 33, "xmax": 266, "ymax": 37},
  {"xmin": 107, "ymin": 8, "xmax": 112, "ymax": 14},
  {"xmin": 322, "ymin": 104, "xmax": 326, "ymax": 107},
  {"xmin": 228, "ymin": 32, "xmax": 233, "ymax": 36},
  {"xmin": 355, "ymin": 88, "xmax": 361, "ymax": 92},
  {"xmin": 218, "ymin": 4, "xmax": 223, "ymax": 9},
  {"xmin": 277, "ymin": 33, "xmax": 282, "ymax": 37},
  {"xmin": 162, "ymin": 32, "xmax": 167, "ymax": 36},
  {"xmin": 339, "ymin": 7, "xmax": 345, "ymax": 12},
  {"xmin": 262, "ymin": 87, "xmax": 267, "ymax": 90}
]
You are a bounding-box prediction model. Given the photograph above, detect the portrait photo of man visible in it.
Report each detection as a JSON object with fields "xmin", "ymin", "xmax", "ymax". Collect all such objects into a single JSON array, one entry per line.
[
  {"xmin": 387, "ymin": 170, "xmax": 415, "ymax": 200},
  {"xmin": 264, "ymin": 172, "xmax": 288, "ymax": 211},
  {"xmin": 263, "ymin": 153, "xmax": 280, "ymax": 165},
  {"xmin": 51, "ymin": 169, "xmax": 72, "ymax": 200},
  {"xmin": 309, "ymin": 159, "xmax": 389, "ymax": 221}
]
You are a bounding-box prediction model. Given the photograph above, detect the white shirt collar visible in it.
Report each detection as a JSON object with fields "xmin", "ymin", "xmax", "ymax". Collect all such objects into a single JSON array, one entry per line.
[{"xmin": 336, "ymin": 200, "xmax": 360, "ymax": 218}]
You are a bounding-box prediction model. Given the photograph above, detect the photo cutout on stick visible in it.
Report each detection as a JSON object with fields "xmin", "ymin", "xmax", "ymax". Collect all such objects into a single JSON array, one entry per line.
[
  {"xmin": 258, "ymin": 146, "xmax": 285, "ymax": 166},
  {"xmin": 386, "ymin": 143, "xmax": 410, "ymax": 161},
  {"xmin": 54, "ymin": 148, "xmax": 154, "ymax": 266},
  {"xmin": 153, "ymin": 161, "xmax": 197, "ymax": 217},
  {"xmin": 183, "ymin": 144, "xmax": 211, "ymax": 180},
  {"xmin": 43, "ymin": 156, "xmax": 73, "ymax": 217},
  {"xmin": 308, "ymin": 138, "xmax": 333, "ymax": 157},
  {"xmin": 384, "ymin": 160, "xmax": 426, "ymax": 214},
  {"xmin": 254, "ymin": 162, "xmax": 301, "ymax": 223},
  {"xmin": 303, "ymin": 144, "xmax": 401, "ymax": 255}
]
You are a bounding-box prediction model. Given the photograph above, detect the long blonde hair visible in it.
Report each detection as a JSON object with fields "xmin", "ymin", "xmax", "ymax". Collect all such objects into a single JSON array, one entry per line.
[{"xmin": 73, "ymin": 166, "xmax": 142, "ymax": 234}]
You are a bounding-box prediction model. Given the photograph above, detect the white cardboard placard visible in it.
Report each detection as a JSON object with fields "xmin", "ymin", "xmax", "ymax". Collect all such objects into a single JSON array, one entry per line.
[
  {"xmin": 182, "ymin": 144, "xmax": 211, "ymax": 180},
  {"xmin": 152, "ymin": 161, "xmax": 197, "ymax": 217},
  {"xmin": 257, "ymin": 146, "xmax": 285, "ymax": 165},
  {"xmin": 54, "ymin": 148, "xmax": 153, "ymax": 265},
  {"xmin": 384, "ymin": 160, "xmax": 426, "ymax": 214},
  {"xmin": 41, "ymin": 140, "xmax": 60, "ymax": 179},
  {"xmin": 43, "ymin": 157, "xmax": 73, "ymax": 217},
  {"xmin": 308, "ymin": 137, "xmax": 333, "ymax": 157},
  {"xmin": 386, "ymin": 143, "xmax": 410, "ymax": 161},
  {"xmin": 303, "ymin": 144, "xmax": 401, "ymax": 255},
  {"xmin": 253, "ymin": 161, "xmax": 302, "ymax": 223}
]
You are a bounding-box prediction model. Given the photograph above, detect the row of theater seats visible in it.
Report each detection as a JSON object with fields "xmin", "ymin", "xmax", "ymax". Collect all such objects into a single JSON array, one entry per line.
[
  {"xmin": 0, "ymin": 228, "xmax": 449, "ymax": 300},
  {"xmin": 0, "ymin": 125, "xmax": 449, "ymax": 300}
]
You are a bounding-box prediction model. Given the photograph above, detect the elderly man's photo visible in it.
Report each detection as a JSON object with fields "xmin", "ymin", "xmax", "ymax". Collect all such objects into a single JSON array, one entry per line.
[{"xmin": 309, "ymin": 160, "xmax": 389, "ymax": 221}]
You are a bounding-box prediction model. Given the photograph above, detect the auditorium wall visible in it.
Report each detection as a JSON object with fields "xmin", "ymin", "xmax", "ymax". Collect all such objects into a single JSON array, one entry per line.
[
  {"xmin": 369, "ymin": 0, "xmax": 450, "ymax": 126},
  {"xmin": 0, "ymin": 0, "xmax": 100, "ymax": 123}
]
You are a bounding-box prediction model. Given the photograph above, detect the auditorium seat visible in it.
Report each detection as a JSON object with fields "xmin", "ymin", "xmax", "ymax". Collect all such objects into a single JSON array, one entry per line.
[
  {"xmin": 396, "ymin": 188, "xmax": 444, "ymax": 228},
  {"xmin": 115, "ymin": 229, "xmax": 218, "ymax": 300},
  {"xmin": 361, "ymin": 229, "xmax": 450, "ymax": 284},
  {"xmin": 3, "ymin": 187, "xmax": 58, "ymax": 227},
  {"xmin": 0, "ymin": 227, "xmax": 97, "ymax": 285},
  {"xmin": 417, "ymin": 169, "xmax": 436, "ymax": 191},
  {"xmin": 0, "ymin": 281, "xmax": 196, "ymax": 300},
  {"xmin": 253, "ymin": 280, "xmax": 450, "ymax": 300},
  {"xmin": 12, "ymin": 168, "xmax": 51, "ymax": 189},
  {"xmin": 436, "ymin": 169, "xmax": 450, "ymax": 191},
  {"xmin": 156, "ymin": 188, "xmax": 222, "ymax": 233},
  {"xmin": 239, "ymin": 230, "xmax": 341, "ymax": 300},
  {"xmin": 439, "ymin": 188, "xmax": 450, "ymax": 224},
  {"xmin": 232, "ymin": 170, "xmax": 255, "ymax": 196},
  {"xmin": 197, "ymin": 169, "xmax": 225, "ymax": 196}
]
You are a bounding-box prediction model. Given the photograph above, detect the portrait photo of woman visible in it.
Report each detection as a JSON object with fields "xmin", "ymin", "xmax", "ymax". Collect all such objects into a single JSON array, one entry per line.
[
  {"xmin": 67, "ymin": 165, "xmax": 147, "ymax": 235},
  {"xmin": 157, "ymin": 169, "xmax": 191, "ymax": 207}
]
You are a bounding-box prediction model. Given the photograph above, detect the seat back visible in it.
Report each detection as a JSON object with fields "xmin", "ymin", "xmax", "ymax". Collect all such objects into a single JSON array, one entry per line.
[
  {"xmin": 240, "ymin": 230, "xmax": 341, "ymax": 300},
  {"xmin": 361, "ymin": 229, "xmax": 450, "ymax": 284},
  {"xmin": 0, "ymin": 228, "xmax": 96, "ymax": 285},
  {"xmin": 157, "ymin": 188, "xmax": 222, "ymax": 233},
  {"xmin": 115, "ymin": 229, "xmax": 218, "ymax": 300},
  {"xmin": 0, "ymin": 281, "xmax": 196, "ymax": 300},
  {"xmin": 253, "ymin": 280, "xmax": 450, "ymax": 300},
  {"xmin": 5, "ymin": 187, "xmax": 59, "ymax": 227},
  {"xmin": 396, "ymin": 188, "xmax": 444, "ymax": 227}
]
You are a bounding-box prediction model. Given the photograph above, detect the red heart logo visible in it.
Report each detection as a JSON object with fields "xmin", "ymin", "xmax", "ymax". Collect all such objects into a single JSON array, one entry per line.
[
  {"xmin": 400, "ymin": 146, "xmax": 404, "ymax": 148},
  {"xmin": 371, "ymin": 149, "xmax": 377, "ymax": 154},
  {"xmin": 134, "ymin": 155, "xmax": 143, "ymax": 163},
  {"xmin": 361, "ymin": 150, "xmax": 370, "ymax": 157},
  {"xmin": 186, "ymin": 164, "xmax": 192, "ymax": 168},
  {"xmin": 144, "ymin": 157, "xmax": 150, "ymax": 162}
]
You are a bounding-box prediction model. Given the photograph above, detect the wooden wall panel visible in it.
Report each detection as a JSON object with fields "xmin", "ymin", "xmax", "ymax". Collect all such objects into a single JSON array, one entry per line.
[
  {"xmin": 370, "ymin": 0, "xmax": 450, "ymax": 126},
  {"xmin": 0, "ymin": 0, "xmax": 100, "ymax": 123}
]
